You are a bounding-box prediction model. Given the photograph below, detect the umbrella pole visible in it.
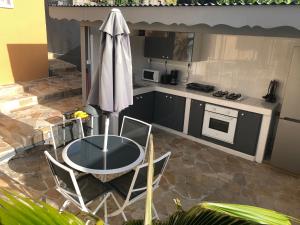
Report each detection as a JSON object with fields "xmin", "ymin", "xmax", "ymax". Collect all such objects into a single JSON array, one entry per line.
[
  {"xmin": 103, "ymin": 115, "xmax": 110, "ymax": 152},
  {"xmin": 103, "ymin": 114, "xmax": 110, "ymax": 224}
]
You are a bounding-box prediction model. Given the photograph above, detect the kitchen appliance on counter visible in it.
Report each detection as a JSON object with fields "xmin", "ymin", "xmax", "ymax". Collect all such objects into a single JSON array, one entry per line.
[
  {"xmin": 142, "ymin": 69, "xmax": 160, "ymax": 83},
  {"xmin": 160, "ymin": 73, "xmax": 171, "ymax": 84},
  {"xmin": 186, "ymin": 82, "xmax": 215, "ymax": 93},
  {"xmin": 270, "ymin": 48, "xmax": 300, "ymax": 174},
  {"xmin": 169, "ymin": 70, "xmax": 179, "ymax": 85},
  {"xmin": 263, "ymin": 80, "xmax": 278, "ymax": 103},
  {"xmin": 212, "ymin": 90, "xmax": 243, "ymax": 101},
  {"xmin": 202, "ymin": 104, "xmax": 238, "ymax": 144}
]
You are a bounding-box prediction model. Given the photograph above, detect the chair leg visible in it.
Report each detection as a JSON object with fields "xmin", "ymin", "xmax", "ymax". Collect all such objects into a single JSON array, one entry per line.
[
  {"xmin": 111, "ymin": 193, "xmax": 127, "ymax": 221},
  {"xmin": 60, "ymin": 200, "xmax": 70, "ymax": 212},
  {"xmin": 92, "ymin": 193, "xmax": 111, "ymax": 215},
  {"xmin": 54, "ymin": 148, "xmax": 58, "ymax": 161},
  {"xmin": 152, "ymin": 204, "xmax": 159, "ymax": 220}
]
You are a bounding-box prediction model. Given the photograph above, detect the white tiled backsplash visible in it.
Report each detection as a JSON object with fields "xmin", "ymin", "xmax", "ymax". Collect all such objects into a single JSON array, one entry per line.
[{"xmin": 131, "ymin": 33, "xmax": 300, "ymax": 102}]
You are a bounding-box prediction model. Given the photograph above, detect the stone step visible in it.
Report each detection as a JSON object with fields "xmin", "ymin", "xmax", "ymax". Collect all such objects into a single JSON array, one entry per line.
[
  {"xmin": 0, "ymin": 113, "xmax": 46, "ymax": 148},
  {"xmin": 49, "ymin": 59, "xmax": 77, "ymax": 76},
  {"xmin": 0, "ymin": 95, "xmax": 83, "ymax": 163},
  {"xmin": 19, "ymin": 73, "xmax": 82, "ymax": 104},
  {"xmin": 0, "ymin": 93, "xmax": 38, "ymax": 114},
  {"xmin": 0, "ymin": 83, "xmax": 24, "ymax": 98},
  {"xmin": 0, "ymin": 139, "xmax": 16, "ymax": 164}
]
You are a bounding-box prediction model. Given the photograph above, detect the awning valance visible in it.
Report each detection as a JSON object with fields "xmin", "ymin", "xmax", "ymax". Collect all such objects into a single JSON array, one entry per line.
[{"xmin": 49, "ymin": 6, "xmax": 300, "ymax": 30}]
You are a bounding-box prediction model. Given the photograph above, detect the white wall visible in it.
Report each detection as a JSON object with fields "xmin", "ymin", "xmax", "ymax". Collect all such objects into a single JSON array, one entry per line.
[{"xmin": 131, "ymin": 32, "xmax": 300, "ymax": 102}]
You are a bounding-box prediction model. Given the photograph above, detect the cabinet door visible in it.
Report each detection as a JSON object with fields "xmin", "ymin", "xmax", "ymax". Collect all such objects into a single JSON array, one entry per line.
[
  {"xmin": 153, "ymin": 92, "xmax": 186, "ymax": 131},
  {"xmin": 153, "ymin": 92, "xmax": 170, "ymax": 127},
  {"xmin": 188, "ymin": 99, "xmax": 205, "ymax": 138},
  {"xmin": 234, "ymin": 111, "xmax": 262, "ymax": 156},
  {"xmin": 172, "ymin": 32, "xmax": 194, "ymax": 62},
  {"xmin": 135, "ymin": 92, "xmax": 154, "ymax": 123},
  {"xmin": 119, "ymin": 92, "xmax": 154, "ymax": 130},
  {"xmin": 144, "ymin": 31, "xmax": 174, "ymax": 60}
]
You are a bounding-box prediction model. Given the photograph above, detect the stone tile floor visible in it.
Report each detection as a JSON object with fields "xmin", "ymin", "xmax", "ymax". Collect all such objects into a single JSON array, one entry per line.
[
  {"xmin": 0, "ymin": 128, "xmax": 299, "ymax": 224},
  {"xmin": 0, "ymin": 95, "xmax": 83, "ymax": 155}
]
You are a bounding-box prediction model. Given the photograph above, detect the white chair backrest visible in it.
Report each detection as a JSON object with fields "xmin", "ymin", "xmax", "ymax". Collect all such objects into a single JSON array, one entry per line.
[
  {"xmin": 120, "ymin": 116, "xmax": 152, "ymax": 150},
  {"xmin": 50, "ymin": 118, "xmax": 85, "ymax": 158},
  {"xmin": 125, "ymin": 152, "xmax": 171, "ymax": 204},
  {"xmin": 44, "ymin": 151, "xmax": 87, "ymax": 211}
]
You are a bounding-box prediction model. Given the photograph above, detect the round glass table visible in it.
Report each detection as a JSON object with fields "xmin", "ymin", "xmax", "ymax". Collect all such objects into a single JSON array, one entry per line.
[{"xmin": 62, "ymin": 135, "xmax": 144, "ymax": 175}]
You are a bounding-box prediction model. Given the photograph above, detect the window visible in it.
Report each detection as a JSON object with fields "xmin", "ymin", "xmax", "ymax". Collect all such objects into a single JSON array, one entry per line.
[{"xmin": 0, "ymin": 0, "xmax": 14, "ymax": 8}]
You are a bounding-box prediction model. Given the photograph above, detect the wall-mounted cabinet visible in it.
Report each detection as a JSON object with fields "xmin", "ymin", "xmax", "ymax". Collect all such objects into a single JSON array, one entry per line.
[{"xmin": 144, "ymin": 31, "xmax": 201, "ymax": 62}]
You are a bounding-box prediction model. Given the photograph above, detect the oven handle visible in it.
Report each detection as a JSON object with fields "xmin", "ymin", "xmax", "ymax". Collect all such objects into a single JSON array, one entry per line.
[{"xmin": 204, "ymin": 110, "xmax": 238, "ymax": 119}]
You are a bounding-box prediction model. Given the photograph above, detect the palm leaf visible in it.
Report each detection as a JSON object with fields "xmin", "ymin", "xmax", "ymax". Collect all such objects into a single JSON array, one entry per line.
[
  {"xmin": 144, "ymin": 134, "xmax": 155, "ymax": 225},
  {"xmin": 0, "ymin": 189, "xmax": 87, "ymax": 225},
  {"xmin": 201, "ymin": 202, "xmax": 298, "ymax": 225},
  {"xmin": 124, "ymin": 201, "xmax": 297, "ymax": 225}
]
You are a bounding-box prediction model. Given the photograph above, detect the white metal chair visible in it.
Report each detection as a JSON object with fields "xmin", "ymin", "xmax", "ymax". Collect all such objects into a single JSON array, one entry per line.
[
  {"xmin": 50, "ymin": 117, "xmax": 85, "ymax": 160},
  {"xmin": 120, "ymin": 116, "xmax": 152, "ymax": 162},
  {"xmin": 107, "ymin": 151, "xmax": 171, "ymax": 221},
  {"xmin": 44, "ymin": 151, "xmax": 111, "ymax": 216}
]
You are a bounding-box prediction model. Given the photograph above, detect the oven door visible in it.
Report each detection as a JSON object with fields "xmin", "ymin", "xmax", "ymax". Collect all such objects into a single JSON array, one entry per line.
[{"xmin": 202, "ymin": 111, "xmax": 237, "ymax": 144}]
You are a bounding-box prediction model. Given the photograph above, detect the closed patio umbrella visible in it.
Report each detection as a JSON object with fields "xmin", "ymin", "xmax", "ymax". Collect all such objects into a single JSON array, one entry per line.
[{"xmin": 87, "ymin": 8, "xmax": 133, "ymax": 153}]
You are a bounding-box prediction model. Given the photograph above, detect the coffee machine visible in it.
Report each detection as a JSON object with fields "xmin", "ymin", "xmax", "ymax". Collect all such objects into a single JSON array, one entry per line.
[{"xmin": 170, "ymin": 70, "xmax": 179, "ymax": 85}]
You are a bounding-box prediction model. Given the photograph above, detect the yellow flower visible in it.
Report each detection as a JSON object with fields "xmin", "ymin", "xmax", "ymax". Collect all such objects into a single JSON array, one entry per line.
[
  {"xmin": 73, "ymin": 111, "xmax": 89, "ymax": 119},
  {"xmin": 96, "ymin": 220, "xmax": 105, "ymax": 225}
]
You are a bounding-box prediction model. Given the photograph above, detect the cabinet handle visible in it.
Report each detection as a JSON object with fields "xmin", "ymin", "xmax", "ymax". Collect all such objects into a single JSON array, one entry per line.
[
  {"xmin": 199, "ymin": 103, "xmax": 202, "ymax": 106},
  {"xmin": 162, "ymin": 56, "xmax": 165, "ymax": 58},
  {"xmin": 165, "ymin": 95, "xmax": 168, "ymax": 98},
  {"xmin": 169, "ymin": 96, "xmax": 173, "ymax": 100},
  {"xmin": 166, "ymin": 56, "xmax": 169, "ymax": 59},
  {"xmin": 241, "ymin": 113, "xmax": 245, "ymax": 116},
  {"xmin": 140, "ymin": 96, "xmax": 143, "ymax": 99},
  {"xmin": 136, "ymin": 97, "xmax": 139, "ymax": 100}
]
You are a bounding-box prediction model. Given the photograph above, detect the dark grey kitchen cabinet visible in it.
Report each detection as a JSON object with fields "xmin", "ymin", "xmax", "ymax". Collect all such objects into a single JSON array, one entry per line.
[
  {"xmin": 144, "ymin": 31, "xmax": 174, "ymax": 60},
  {"xmin": 234, "ymin": 110, "xmax": 262, "ymax": 156},
  {"xmin": 119, "ymin": 92, "xmax": 154, "ymax": 129},
  {"xmin": 153, "ymin": 92, "xmax": 186, "ymax": 131},
  {"xmin": 188, "ymin": 99, "xmax": 205, "ymax": 138},
  {"xmin": 187, "ymin": 100, "xmax": 262, "ymax": 156},
  {"xmin": 144, "ymin": 31, "xmax": 200, "ymax": 61}
]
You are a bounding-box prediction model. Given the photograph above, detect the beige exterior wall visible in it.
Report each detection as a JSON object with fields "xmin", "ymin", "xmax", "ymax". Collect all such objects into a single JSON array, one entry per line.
[
  {"xmin": 189, "ymin": 34, "xmax": 300, "ymax": 102},
  {"xmin": 0, "ymin": 0, "xmax": 48, "ymax": 85},
  {"xmin": 128, "ymin": 23, "xmax": 300, "ymax": 102}
]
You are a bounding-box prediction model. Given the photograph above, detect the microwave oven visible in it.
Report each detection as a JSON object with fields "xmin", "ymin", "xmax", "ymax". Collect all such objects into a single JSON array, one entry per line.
[{"xmin": 142, "ymin": 69, "xmax": 160, "ymax": 83}]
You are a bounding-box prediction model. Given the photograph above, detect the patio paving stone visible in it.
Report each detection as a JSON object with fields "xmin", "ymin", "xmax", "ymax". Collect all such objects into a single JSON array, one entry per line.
[
  {"xmin": 0, "ymin": 59, "xmax": 82, "ymax": 160},
  {"xmin": 0, "ymin": 128, "xmax": 299, "ymax": 225}
]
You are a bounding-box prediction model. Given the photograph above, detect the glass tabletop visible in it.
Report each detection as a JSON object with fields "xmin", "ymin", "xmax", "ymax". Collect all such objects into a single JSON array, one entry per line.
[{"xmin": 62, "ymin": 135, "xmax": 144, "ymax": 175}]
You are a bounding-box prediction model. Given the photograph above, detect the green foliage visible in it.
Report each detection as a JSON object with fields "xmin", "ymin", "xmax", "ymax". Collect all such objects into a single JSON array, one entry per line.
[
  {"xmin": 0, "ymin": 190, "xmax": 99, "ymax": 225},
  {"xmin": 124, "ymin": 202, "xmax": 297, "ymax": 225},
  {"xmin": 201, "ymin": 202, "xmax": 297, "ymax": 225},
  {"xmin": 215, "ymin": 0, "xmax": 299, "ymax": 4},
  {"xmin": 165, "ymin": 0, "xmax": 178, "ymax": 5},
  {"xmin": 0, "ymin": 189, "xmax": 297, "ymax": 225},
  {"xmin": 90, "ymin": 0, "xmax": 299, "ymax": 5}
]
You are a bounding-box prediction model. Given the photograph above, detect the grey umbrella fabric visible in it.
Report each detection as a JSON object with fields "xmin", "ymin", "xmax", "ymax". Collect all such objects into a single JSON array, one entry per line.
[
  {"xmin": 87, "ymin": 8, "xmax": 133, "ymax": 113},
  {"xmin": 86, "ymin": 9, "xmax": 133, "ymax": 224}
]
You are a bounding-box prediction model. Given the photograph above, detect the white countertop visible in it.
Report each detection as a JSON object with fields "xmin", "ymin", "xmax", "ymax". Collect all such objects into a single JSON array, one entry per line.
[{"xmin": 133, "ymin": 82, "xmax": 279, "ymax": 116}]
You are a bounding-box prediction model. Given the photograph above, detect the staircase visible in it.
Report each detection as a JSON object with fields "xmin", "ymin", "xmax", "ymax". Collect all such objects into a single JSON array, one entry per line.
[{"xmin": 0, "ymin": 59, "xmax": 83, "ymax": 163}]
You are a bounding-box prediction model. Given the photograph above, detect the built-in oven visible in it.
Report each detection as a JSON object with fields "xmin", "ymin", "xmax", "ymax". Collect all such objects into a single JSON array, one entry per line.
[{"xmin": 202, "ymin": 104, "xmax": 238, "ymax": 144}]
